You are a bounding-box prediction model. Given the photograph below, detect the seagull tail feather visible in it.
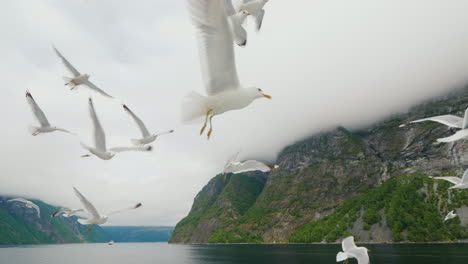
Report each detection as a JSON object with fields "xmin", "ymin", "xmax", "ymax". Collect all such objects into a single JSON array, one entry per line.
[
  {"xmin": 62, "ymin": 76, "xmax": 76, "ymax": 88},
  {"xmin": 181, "ymin": 91, "xmax": 209, "ymax": 124}
]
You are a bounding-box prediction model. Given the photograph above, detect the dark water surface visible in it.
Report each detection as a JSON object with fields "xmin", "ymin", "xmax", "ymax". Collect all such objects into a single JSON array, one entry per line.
[{"xmin": 0, "ymin": 242, "xmax": 467, "ymax": 264}]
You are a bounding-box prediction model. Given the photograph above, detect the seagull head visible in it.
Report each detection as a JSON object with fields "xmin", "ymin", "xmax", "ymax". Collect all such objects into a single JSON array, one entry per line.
[
  {"xmin": 241, "ymin": 10, "xmax": 252, "ymax": 16},
  {"xmin": 255, "ymin": 88, "xmax": 272, "ymax": 99}
]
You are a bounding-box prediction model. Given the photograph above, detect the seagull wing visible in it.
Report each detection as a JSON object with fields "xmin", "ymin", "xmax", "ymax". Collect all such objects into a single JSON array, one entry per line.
[
  {"xmin": 462, "ymin": 169, "xmax": 468, "ymax": 184},
  {"xmin": 342, "ymin": 236, "xmax": 357, "ymax": 252},
  {"xmin": 53, "ymin": 47, "xmax": 81, "ymax": 77},
  {"xmin": 106, "ymin": 203, "xmax": 142, "ymax": 216},
  {"xmin": 109, "ymin": 145, "xmax": 152, "ymax": 153},
  {"xmin": 253, "ymin": 8, "xmax": 265, "ymax": 31},
  {"xmin": 25, "ymin": 91, "xmax": 50, "ymax": 127},
  {"xmin": 409, "ymin": 115, "xmax": 463, "ymax": 128},
  {"xmin": 237, "ymin": 160, "xmax": 271, "ymax": 173},
  {"xmin": 437, "ymin": 129, "xmax": 468, "ymax": 143},
  {"xmin": 73, "ymin": 187, "xmax": 101, "ymax": 219},
  {"xmin": 83, "ymin": 80, "xmax": 113, "ymax": 98},
  {"xmin": 30, "ymin": 203, "xmax": 41, "ymax": 218},
  {"xmin": 224, "ymin": 150, "xmax": 242, "ymax": 171},
  {"xmin": 188, "ymin": 0, "xmax": 240, "ymax": 95},
  {"xmin": 7, "ymin": 198, "xmax": 30, "ymax": 204},
  {"xmin": 432, "ymin": 176, "xmax": 462, "ymax": 185},
  {"xmin": 122, "ymin": 105, "xmax": 150, "ymax": 137},
  {"xmin": 349, "ymin": 247, "xmax": 370, "ymax": 264},
  {"xmin": 88, "ymin": 98, "xmax": 106, "ymax": 151}
]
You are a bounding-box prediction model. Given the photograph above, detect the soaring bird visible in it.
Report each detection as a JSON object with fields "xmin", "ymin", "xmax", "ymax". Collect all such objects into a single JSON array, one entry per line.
[
  {"xmin": 233, "ymin": 0, "xmax": 269, "ymax": 31},
  {"xmin": 80, "ymin": 98, "xmax": 152, "ymax": 160},
  {"xmin": 73, "ymin": 187, "xmax": 142, "ymax": 232},
  {"xmin": 51, "ymin": 207, "xmax": 84, "ymax": 218},
  {"xmin": 7, "ymin": 198, "xmax": 41, "ymax": 218},
  {"xmin": 430, "ymin": 170, "xmax": 468, "ymax": 190},
  {"xmin": 122, "ymin": 104, "xmax": 174, "ymax": 145},
  {"xmin": 223, "ymin": 151, "xmax": 275, "ymax": 174},
  {"xmin": 223, "ymin": 0, "xmax": 251, "ymax": 46},
  {"xmin": 25, "ymin": 90, "xmax": 72, "ymax": 136},
  {"xmin": 444, "ymin": 210, "xmax": 457, "ymax": 221},
  {"xmin": 183, "ymin": 0, "xmax": 271, "ymax": 139},
  {"xmin": 400, "ymin": 108, "xmax": 468, "ymax": 142},
  {"xmin": 53, "ymin": 47, "xmax": 113, "ymax": 98},
  {"xmin": 336, "ymin": 236, "xmax": 370, "ymax": 264}
]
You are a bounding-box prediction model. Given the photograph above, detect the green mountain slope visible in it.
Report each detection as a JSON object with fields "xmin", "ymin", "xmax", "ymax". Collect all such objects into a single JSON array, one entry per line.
[
  {"xmin": 101, "ymin": 226, "xmax": 173, "ymax": 242},
  {"xmin": 0, "ymin": 196, "xmax": 108, "ymax": 244},
  {"xmin": 170, "ymin": 86, "xmax": 468, "ymax": 244}
]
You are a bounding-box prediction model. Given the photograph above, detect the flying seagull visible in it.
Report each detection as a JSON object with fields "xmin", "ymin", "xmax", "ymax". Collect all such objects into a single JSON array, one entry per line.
[
  {"xmin": 122, "ymin": 104, "xmax": 174, "ymax": 145},
  {"xmin": 183, "ymin": 0, "xmax": 271, "ymax": 139},
  {"xmin": 51, "ymin": 207, "xmax": 84, "ymax": 218},
  {"xmin": 444, "ymin": 210, "xmax": 457, "ymax": 221},
  {"xmin": 81, "ymin": 98, "xmax": 152, "ymax": 160},
  {"xmin": 223, "ymin": 0, "xmax": 251, "ymax": 46},
  {"xmin": 234, "ymin": 0, "xmax": 269, "ymax": 31},
  {"xmin": 400, "ymin": 108, "xmax": 468, "ymax": 142},
  {"xmin": 53, "ymin": 47, "xmax": 113, "ymax": 98},
  {"xmin": 336, "ymin": 236, "xmax": 370, "ymax": 264},
  {"xmin": 25, "ymin": 90, "xmax": 72, "ymax": 136},
  {"xmin": 73, "ymin": 187, "xmax": 142, "ymax": 232},
  {"xmin": 223, "ymin": 151, "xmax": 275, "ymax": 174},
  {"xmin": 7, "ymin": 198, "xmax": 41, "ymax": 218},
  {"xmin": 430, "ymin": 170, "xmax": 468, "ymax": 190}
]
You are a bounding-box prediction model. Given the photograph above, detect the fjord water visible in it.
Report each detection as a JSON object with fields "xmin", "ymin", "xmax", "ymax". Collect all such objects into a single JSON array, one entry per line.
[{"xmin": 0, "ymin": 243, "xmax": 467, "ymax": 264}]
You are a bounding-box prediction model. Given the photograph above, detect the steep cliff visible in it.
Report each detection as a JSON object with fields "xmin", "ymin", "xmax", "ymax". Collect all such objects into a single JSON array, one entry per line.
[
  {"xmin": 170, "ymin": 86, "xmax": 468, "ymax": 244},
  {"xmin": 0, "ymin": 196, "xmax": 108, "ymax": 244}
]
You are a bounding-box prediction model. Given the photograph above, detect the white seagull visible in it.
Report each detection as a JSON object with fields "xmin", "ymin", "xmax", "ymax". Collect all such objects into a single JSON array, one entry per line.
[
  {"xmin": 400, "ymin": 108, "xmax": 468, "ymax": 142},
  {"xmin": 122, "ymin": 104, "xmax": 174, "ymax": 145},
  {"xmin": 183, "ymin": 0, "xmax": 271, "ymax": 139},
  {"xmin": 430, "ymin": 170, "xmax": 468, "ymax": 190},
  {"xmin": 336, "ymin": 236, "xmax": 370, "ymax": 264},
  {"xmin": 234, "ymin": 0, "xmax": 269, "ymax": 31},
  {"xmin": 223, "ymin": 151, "xmax": 274, "ymax": 174},
  {"xmin": 51, "ymin": 207, "xmax": 84, "ymax": 218},
  {"xmin": 81, "ymin": 98, "xmax": 152, "ymax": 160},
  {"xmin": 7, "ymin": 198, "xmax": 41, "ymax": 218},
  {"xmin": 53, "ymin": 47, "xmax": 113, "ymax": 98},
  {"xmin": 444, "ymin": 210, "xmax": 457, "ymax": 221},
  {"xmin": 223, "ymin": 0, "xmax": 251, "ymax": 46},
  {"xmin": 25, "ymin": 90, "xmax": 72, "ymax": 136},
  {"xmin": 73, "ymin": 187, "xmax": 142, "ymax": 232}
]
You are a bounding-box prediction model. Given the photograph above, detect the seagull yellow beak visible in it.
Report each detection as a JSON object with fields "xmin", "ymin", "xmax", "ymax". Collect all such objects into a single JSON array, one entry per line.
[
  {"xmin": 247, "ymin": 12, "xmax": 252, "ymax": 15},
  {"xmin": 367, "ymin": 249, "xmax": 371, "ymax": 252},
  {"xmin": 263, "ymin": 94, "xmax": 272, "ymax": 99}
]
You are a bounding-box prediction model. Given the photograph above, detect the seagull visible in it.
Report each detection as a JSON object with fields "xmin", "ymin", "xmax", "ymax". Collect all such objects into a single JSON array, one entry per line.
[
  {"xmin": 183, "ymin": 0, "xmax": 271, "ymax": 139},
  {"xmin": 73, "ymin": 187, "xmax": 142, "ymax": 232},
  {"xmin": 234, "ymin": 0, "xmax": 269, "ymax": 31},
  {"xmin": 444, "ymin": 210, "xmax": 457, "ymax": 221},
  {"xmin": 7, "ymin": 198, "xmax": 41, "ymax": 218},
  {"xmin": 122, "ymin": 104, "xmax": 174, "ymax": 145},
  {"xmin": 223, "ymin": 151, "xmax": 274, "ymax": 174},
  {"xmin": 336, "ymin": 236, "xmax": 370, "ymax": 264},
  {"xmin": 430, "ymin": 170, "xmax": 468, "ymax": 190},
  {"xmin": 223, "ymin": 0, "xmax": 251, "ymax": 46},
  {"xmin": 51, "ymin": 207, "xmax": 84, "ymax": 218},
  {"xmin": 400, "ymin": 108, "xmax": 468, "ymax": 142},
  {"xmin": 53, "ymin": 47, "xmax": 113, "ymax": 98},
  {"xmin": 80, "ymin": 98, "xmax": 152, "ymax": 160},
  {"xmin": 25, "ymin": 90, "xmax": 72, "ymax": 136}
]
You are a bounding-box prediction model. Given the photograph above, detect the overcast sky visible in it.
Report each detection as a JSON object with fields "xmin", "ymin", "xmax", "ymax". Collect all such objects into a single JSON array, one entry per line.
[{"xmin": 3, "ymin": 0, "xmax": 468, "ymax": 226}]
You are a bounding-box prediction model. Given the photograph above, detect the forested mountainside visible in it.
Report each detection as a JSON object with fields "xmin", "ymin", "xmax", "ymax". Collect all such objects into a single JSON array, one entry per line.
[
  {"xmin": 0, "ymin": 196, "xmax": 108, "ymax": 244},
  {"xmin": 170, "ymin": 87, "xmax": 468, "ymax": 244}
]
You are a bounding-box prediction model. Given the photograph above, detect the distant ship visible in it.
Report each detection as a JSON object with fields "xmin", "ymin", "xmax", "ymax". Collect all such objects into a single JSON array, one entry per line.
[{"xmin": 108, "ymin": 241, "xmax": 115, "ymax": 245}]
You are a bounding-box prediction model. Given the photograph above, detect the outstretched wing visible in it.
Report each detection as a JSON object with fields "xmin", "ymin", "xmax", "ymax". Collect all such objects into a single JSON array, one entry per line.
[
  {"xmin": 437, "ymin": 129, "xmax": 468, "ymax": 143},
  {"xmin": 109, "ymin": 145, "xmax": 152, "ymax": 153},
  {"xmin": 253, "ymin": 9, "xmax": 265, "ymax": 31},
  {"xmin": 53, "ymin": 47, "xmax": 81, "ymax": 77},
  {"xmin": 432, "ymin": 176, "xmax": 462, "ymax": 185},
  {"xmin": 88, "ymin": 98, "xmax": 106, "ymax": 151},
  {"xmin": 30, "ymin": 203, "xmax": 41, "ymax": 218},
  {"xmin": 409, "ymin": 115, "xmax": 463, "ymax": 128},
  {"xmin": 7, "ymin": 198, "xmax": 30, "ymax": 204},
  {"xmin": 84, "ymin": 81, "xmax": 113, "ymax": 98},
  {"xmin": 106, "ymin": 203, "xmax": 142, "ymax": 216},
  {"xmin": 122, "ymin": 105, "xmax": 150, "ymax": 137},
  {"xmin": 187, "ymin": 0, "xmax": 240, "ymax": 95},
  {"xmin": 224, "ymin": 150, "xmax": 242, "ymax": 171},
  {"xmin": 342, "ymin": 236, "xmax": 357, "ymax": 252},
  {"xmin": 25, "ymin": 91, "xmax": 50, "ymax": 127},
  {"xmin": 73, "ymin": 187, "xmax": 100, "ymax": 219}
]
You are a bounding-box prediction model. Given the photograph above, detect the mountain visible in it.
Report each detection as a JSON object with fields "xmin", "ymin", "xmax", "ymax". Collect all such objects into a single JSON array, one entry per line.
[
  {"xmin": 0, "ymin": 196, "xmax": 108, "ymax": 244},
  {"xmin": 101, "ymin": 226, "xmax": 174, "ymax": 242},
  {"xmin": 170, "ymin": 86, "xmax": 468, "ymax": 244}
]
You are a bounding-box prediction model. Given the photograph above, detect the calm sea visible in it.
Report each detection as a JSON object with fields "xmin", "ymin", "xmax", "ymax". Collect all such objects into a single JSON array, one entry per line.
[{"xmin": 0, "ymin": 243, "xmax": 467, "ymax": 264}]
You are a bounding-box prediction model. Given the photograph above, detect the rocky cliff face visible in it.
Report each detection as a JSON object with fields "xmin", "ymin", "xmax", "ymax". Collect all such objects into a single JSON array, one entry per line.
[
  {"xmin": 170, "ymin": 86, "xmax": 468, "ymax": 244},
  {"xmin": 0, "ymin": 196, "xmax": 108, "ymax": 244}
]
